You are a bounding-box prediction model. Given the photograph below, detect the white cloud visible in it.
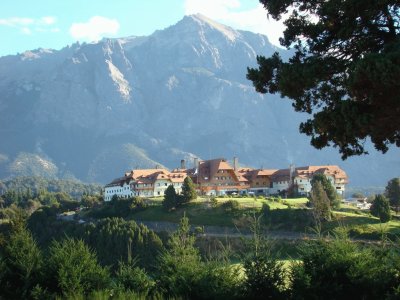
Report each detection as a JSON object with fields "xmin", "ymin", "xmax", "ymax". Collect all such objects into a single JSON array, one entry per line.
[
  {"xmin": 185, "ymin": 0, "xmax": 241, "ymax": 17},
  {"xmin": 0, "ymin": 16, "xmax": 59, "ymax": 34},
  {"xmin": 21, "ymin": 27, "xmax": 32, "ymax": 35},
  {"xmin": 0, "ymin": 17, "xmax": 34, "ymax": 27},
  {"xmin": 40, "ymin": 16, "xmax": 56, "ymax": 25},
  {"xmin": 184, "ymin": 0, "xmax": 287, "ymax": 47},
  {"xmin": 69, "ymin": 16, "xmax": 120, "ymax": 42}
]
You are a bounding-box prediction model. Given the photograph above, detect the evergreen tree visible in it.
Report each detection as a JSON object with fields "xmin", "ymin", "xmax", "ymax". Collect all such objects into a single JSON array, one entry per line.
[
  {"xmin": 309, "ymin": 181, "xmax": 331, "ymax": 223},
  {"xmin": 47, "ymin": 238, "xmax": 110, "ymax": 297},
  {"xmin": 114, "ymin": 261, "xmax": 155, "ymax": 295},
  {"xmin": 163, "ymin": 185, "xmax": 178, "ymax": 211},
  {"xmin": 247, "ymin": 0, "xmax": 400, "ymax": 158},
  {"xmin": 156, "ymin": 215, "xmax": 202, "ymax": 297},
  {"xmin": 290, "ymin": 230, "xmax": 399, "ymax": 299},
  {"xmin": 370, "ymin": 194, "xmax": 391, "ymax": 223},
  {"xmin": 1, "ymin": 227, "xmax": 43, "ymax": 299},
  {"xmin": 243, "ymin": 216, "xmax": 287, "ymax": 299},
  {"xmin": 181, "ymin": 176, "xmax": 197, "ymax": 203},
  {"xmin": 385, "ymin": 178, "xmax": 400, "ymax": 213},
  {"xmin": 311, "ymin": 174, "xmax": 339, "ymax": 208}
]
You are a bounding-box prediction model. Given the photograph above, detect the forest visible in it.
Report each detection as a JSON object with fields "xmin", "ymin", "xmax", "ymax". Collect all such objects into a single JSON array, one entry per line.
[{"xmin": 1, "ymin": 177, "xmax": 400, "ymax": 299}]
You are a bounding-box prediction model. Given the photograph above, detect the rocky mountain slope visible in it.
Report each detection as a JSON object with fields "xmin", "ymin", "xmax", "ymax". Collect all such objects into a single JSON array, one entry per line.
[{"xmin": 0, "ymin": 14, "xmax": 398, "ymax": 185}]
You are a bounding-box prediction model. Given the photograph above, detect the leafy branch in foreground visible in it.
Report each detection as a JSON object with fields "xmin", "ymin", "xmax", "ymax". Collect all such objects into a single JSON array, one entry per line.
[{"xmin": 248, "ymin": 1, "xmax": 400, "ymax": 158}]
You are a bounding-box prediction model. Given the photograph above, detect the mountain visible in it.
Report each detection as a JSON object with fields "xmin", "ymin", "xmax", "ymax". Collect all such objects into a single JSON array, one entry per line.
[{"xmin": 0, "ymin": 14, "xmax": 398, "ymax": 186}]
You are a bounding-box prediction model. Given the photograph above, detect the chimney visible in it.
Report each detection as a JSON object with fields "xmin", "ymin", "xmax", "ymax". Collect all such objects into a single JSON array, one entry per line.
[
  {"xmin": 181, "ymin": 159, "xmax": 186, "ymax": 169},
  {"xmin": 193, "ymin": 157, "xmax": 199, "ymax": 170},
  {"xmin": 233, "ymin": 157, "xmax": 238, "ymax": 171},
  {"xmin": 155, "ymin": 164, "xmax": 160, "ymax": 169}
]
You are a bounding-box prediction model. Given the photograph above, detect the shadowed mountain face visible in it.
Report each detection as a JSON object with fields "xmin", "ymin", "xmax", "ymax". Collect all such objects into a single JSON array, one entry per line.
[{"xmin": 0, "ymin": 14, "xmax": 398, "ymax": 185}]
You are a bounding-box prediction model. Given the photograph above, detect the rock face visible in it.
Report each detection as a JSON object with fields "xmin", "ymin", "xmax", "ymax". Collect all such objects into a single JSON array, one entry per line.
[{"xmin": 0, "ymin": 14, "xmax": 398, "ymax": 185}]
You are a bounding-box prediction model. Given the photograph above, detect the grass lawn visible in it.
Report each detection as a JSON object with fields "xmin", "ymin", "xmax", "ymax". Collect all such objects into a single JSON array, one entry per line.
[
  {"xmin": 132, "ymin": 202, "xmax": 238, "ymax": 227},
  {"xmin": 86, "ymin": 196, "xmax": 400, "ymax": 241},
  {"xmin": 214, "ymin": 196, "xmax": 308, "ymax": 209},
  {"xmin": 132, "ymin": 197, "xmax": 310, "ymax": 227}
]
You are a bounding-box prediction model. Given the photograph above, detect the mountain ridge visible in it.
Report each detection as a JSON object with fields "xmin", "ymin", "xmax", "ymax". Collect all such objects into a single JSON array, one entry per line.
[{"xmin": 0, "ymin": 14, "xmax": 398, "ymax": 185}]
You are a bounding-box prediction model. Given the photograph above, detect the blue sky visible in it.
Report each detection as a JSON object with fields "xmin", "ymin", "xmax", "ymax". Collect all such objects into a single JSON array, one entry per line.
[{"xmin": 0, "ymin": 0, "xmax": 286, "ymax": 57}]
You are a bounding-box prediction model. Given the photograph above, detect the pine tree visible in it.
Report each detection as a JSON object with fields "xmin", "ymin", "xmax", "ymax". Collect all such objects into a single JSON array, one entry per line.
[
  {"xmin": 247, "ymin": 1, "xmax": 400, "ymax": 158},
  {"xmin": 311, "ymin": 174, "xmax": 339, "ymax": 208},
  {"xmin": 385, "ymin": 178, "xmax": 400, "ymax": 213},
  {"xmin": 310, "ymin": 181, "xmax": 331, "ymax": 224},
  {"xmin": 370, "ymin": 194, "xmax": 391, "ymax": 223},
  {"xmin": 163, "ymin": 185, "xmax": 178, "ymax": 211},
  {"xmin": 181, "ymin": 177, "xmax": 197, "ymax": 203},
  {"xmin": 156, "ymin": 215, "xmax": 202, "ymax": 297}
]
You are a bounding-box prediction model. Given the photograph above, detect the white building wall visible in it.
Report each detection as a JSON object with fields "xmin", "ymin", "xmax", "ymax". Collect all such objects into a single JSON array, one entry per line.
[
  {"xmin": 104, "ymin": 182, "xmax": 133, "ymax": 201},
  {"xmin": 154, "ymin": 179, "xmax": 173, "ymax": 196},
  {"xmin": 269, "ymin": 181, "xmax": 290, "ymax": 195},
  {"xmin": 294, "ymin": 177, "xmax": 312, "ymax": 195},
  {"xmin": 294, "ymin": 175, "xmax": 346, "ymax": 196}
]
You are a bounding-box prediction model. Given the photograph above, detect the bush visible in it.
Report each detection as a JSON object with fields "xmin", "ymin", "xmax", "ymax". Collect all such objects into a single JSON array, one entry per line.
[
  {"xmin": 210, "ymin": 196, "xmax": 218, "ymax": 208},
  {"xmin": 222, "ymin": 200, "xmax": 240, "ymax": 212},
  {"xmin": 46, "ymin": 238, "xmax": 110, "ymax": 297},
  {"xmin": 290, "ymin": 232, "xmax": 400, "ymax": 299},
  {"xmin": 370, "ymin": 194, "xmax": 391, "ymax": 223},
  {"xmin": 194, "ymin": 226, "xmax": 204, "ymax": 235},
  {"xmin": 114, "ymin": 261, "xmax": 155, "ymax": 295},
  {"xmin": 261, "ymin": 203, "xmax": 271, "ymax": 216}
]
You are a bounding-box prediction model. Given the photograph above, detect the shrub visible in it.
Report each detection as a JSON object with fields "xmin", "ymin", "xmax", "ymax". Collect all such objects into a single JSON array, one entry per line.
[
  {"xmin": 114, "ymin": 261, "xmax": 155, "ymax": 295},
  {"xmin": 47, "ymin": 238, "xmax": 110, "ymax": 297},
  {"xmin": 210, "ymin": 196, "xmax": 218, "ymax": 208},
  {"xmin": 222, "ymin": 200, "xmax": 240, "ymax": 212},
  {"xmin": 370, "ymin": 194, "xmax": 391, "ymax": 223},
  {"xmin": 261, "ymin": 203, "xmax": 271, "ymax": 216}
]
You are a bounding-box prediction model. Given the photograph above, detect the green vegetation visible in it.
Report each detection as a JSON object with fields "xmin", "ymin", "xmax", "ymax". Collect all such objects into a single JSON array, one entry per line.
[
  {"xmin": 311, "ymin": 174, "xmax": 339, "ymax": 208},
  {"xmin": 309, "ymin": 181, "xmax": 331, "ymax": 223},
  {"xmin": 248, "ymin": 0, "xmax": 400, "ymax": 158},
  {"xmin": 162, "ymin": 184, "xmax": 179, "ymax": 211},
  {"xmin": 242, "ymin": 217, "xmax": 287, "ymax": 299},
  {"xmin": 0, "ymin": 176, "xmax": 101, "ymax": 199},
  {"xmin": 1, "ymin": 179, "xmax": 400, "ymax": 298},
  {"xmin": 181, "ymin": 176, "xmax": 197, "ymax": 202},
  {"xmin": 386, "ymin": 177, "xmax": 400, "ymax": 212},
  {"xmin": 1, "ymin": 211, "xmax": 400, "ymax": 299},
  {"xmin": 370, "ymin": 194, "xmax": 391, "ymax": 223}
]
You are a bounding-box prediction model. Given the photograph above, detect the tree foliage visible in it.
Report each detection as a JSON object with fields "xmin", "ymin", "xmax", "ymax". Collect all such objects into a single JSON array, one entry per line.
[
  {"xmin": 47, "ymin": 238, "xmax": 110, "ymax": 297},
  {"xmin": 181, "ymin": 176, "xmax": 197, "ymax": 203},
  {"xmin": 309, "ymin": 181, "xmax": 331, "ymax": 223},
  {"xmin": 243, "ymin": 216, "xmax": 287, "ymax": 299},
  {"xmin": 0, "ymin": 176, "xmax": 101, "ymax": 199},
  {"xmin": 385, "ymin": 177, "xmax": 400, "ymax": 211},
  {"xmin": 291, "ymin": 230, "xmax": 400, "ymax": 299},
  {"xmin": 114, "ymin": 261, "xmax": 155, "ymax": 295},
  {"xmin": 163, "ymin": 184, "xmax": 179, "ymax": 211},
  {"xmin": 1, "ymin": 226, "xmax": 43, "ymax": 299},
  {"xmin": 156, "ymin": 215, "xmax": 202, "ymax": 297},
  {"xmin": 248, "ymin": 1, "xmax": 400, "ymax": 158},
  {"xmin": 311, "ymin": 173, "xmax": 339, "ymax": 208},
  {"xmin": 370, "ymin": 194, "xmax": 391, "ymax": 223}
]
